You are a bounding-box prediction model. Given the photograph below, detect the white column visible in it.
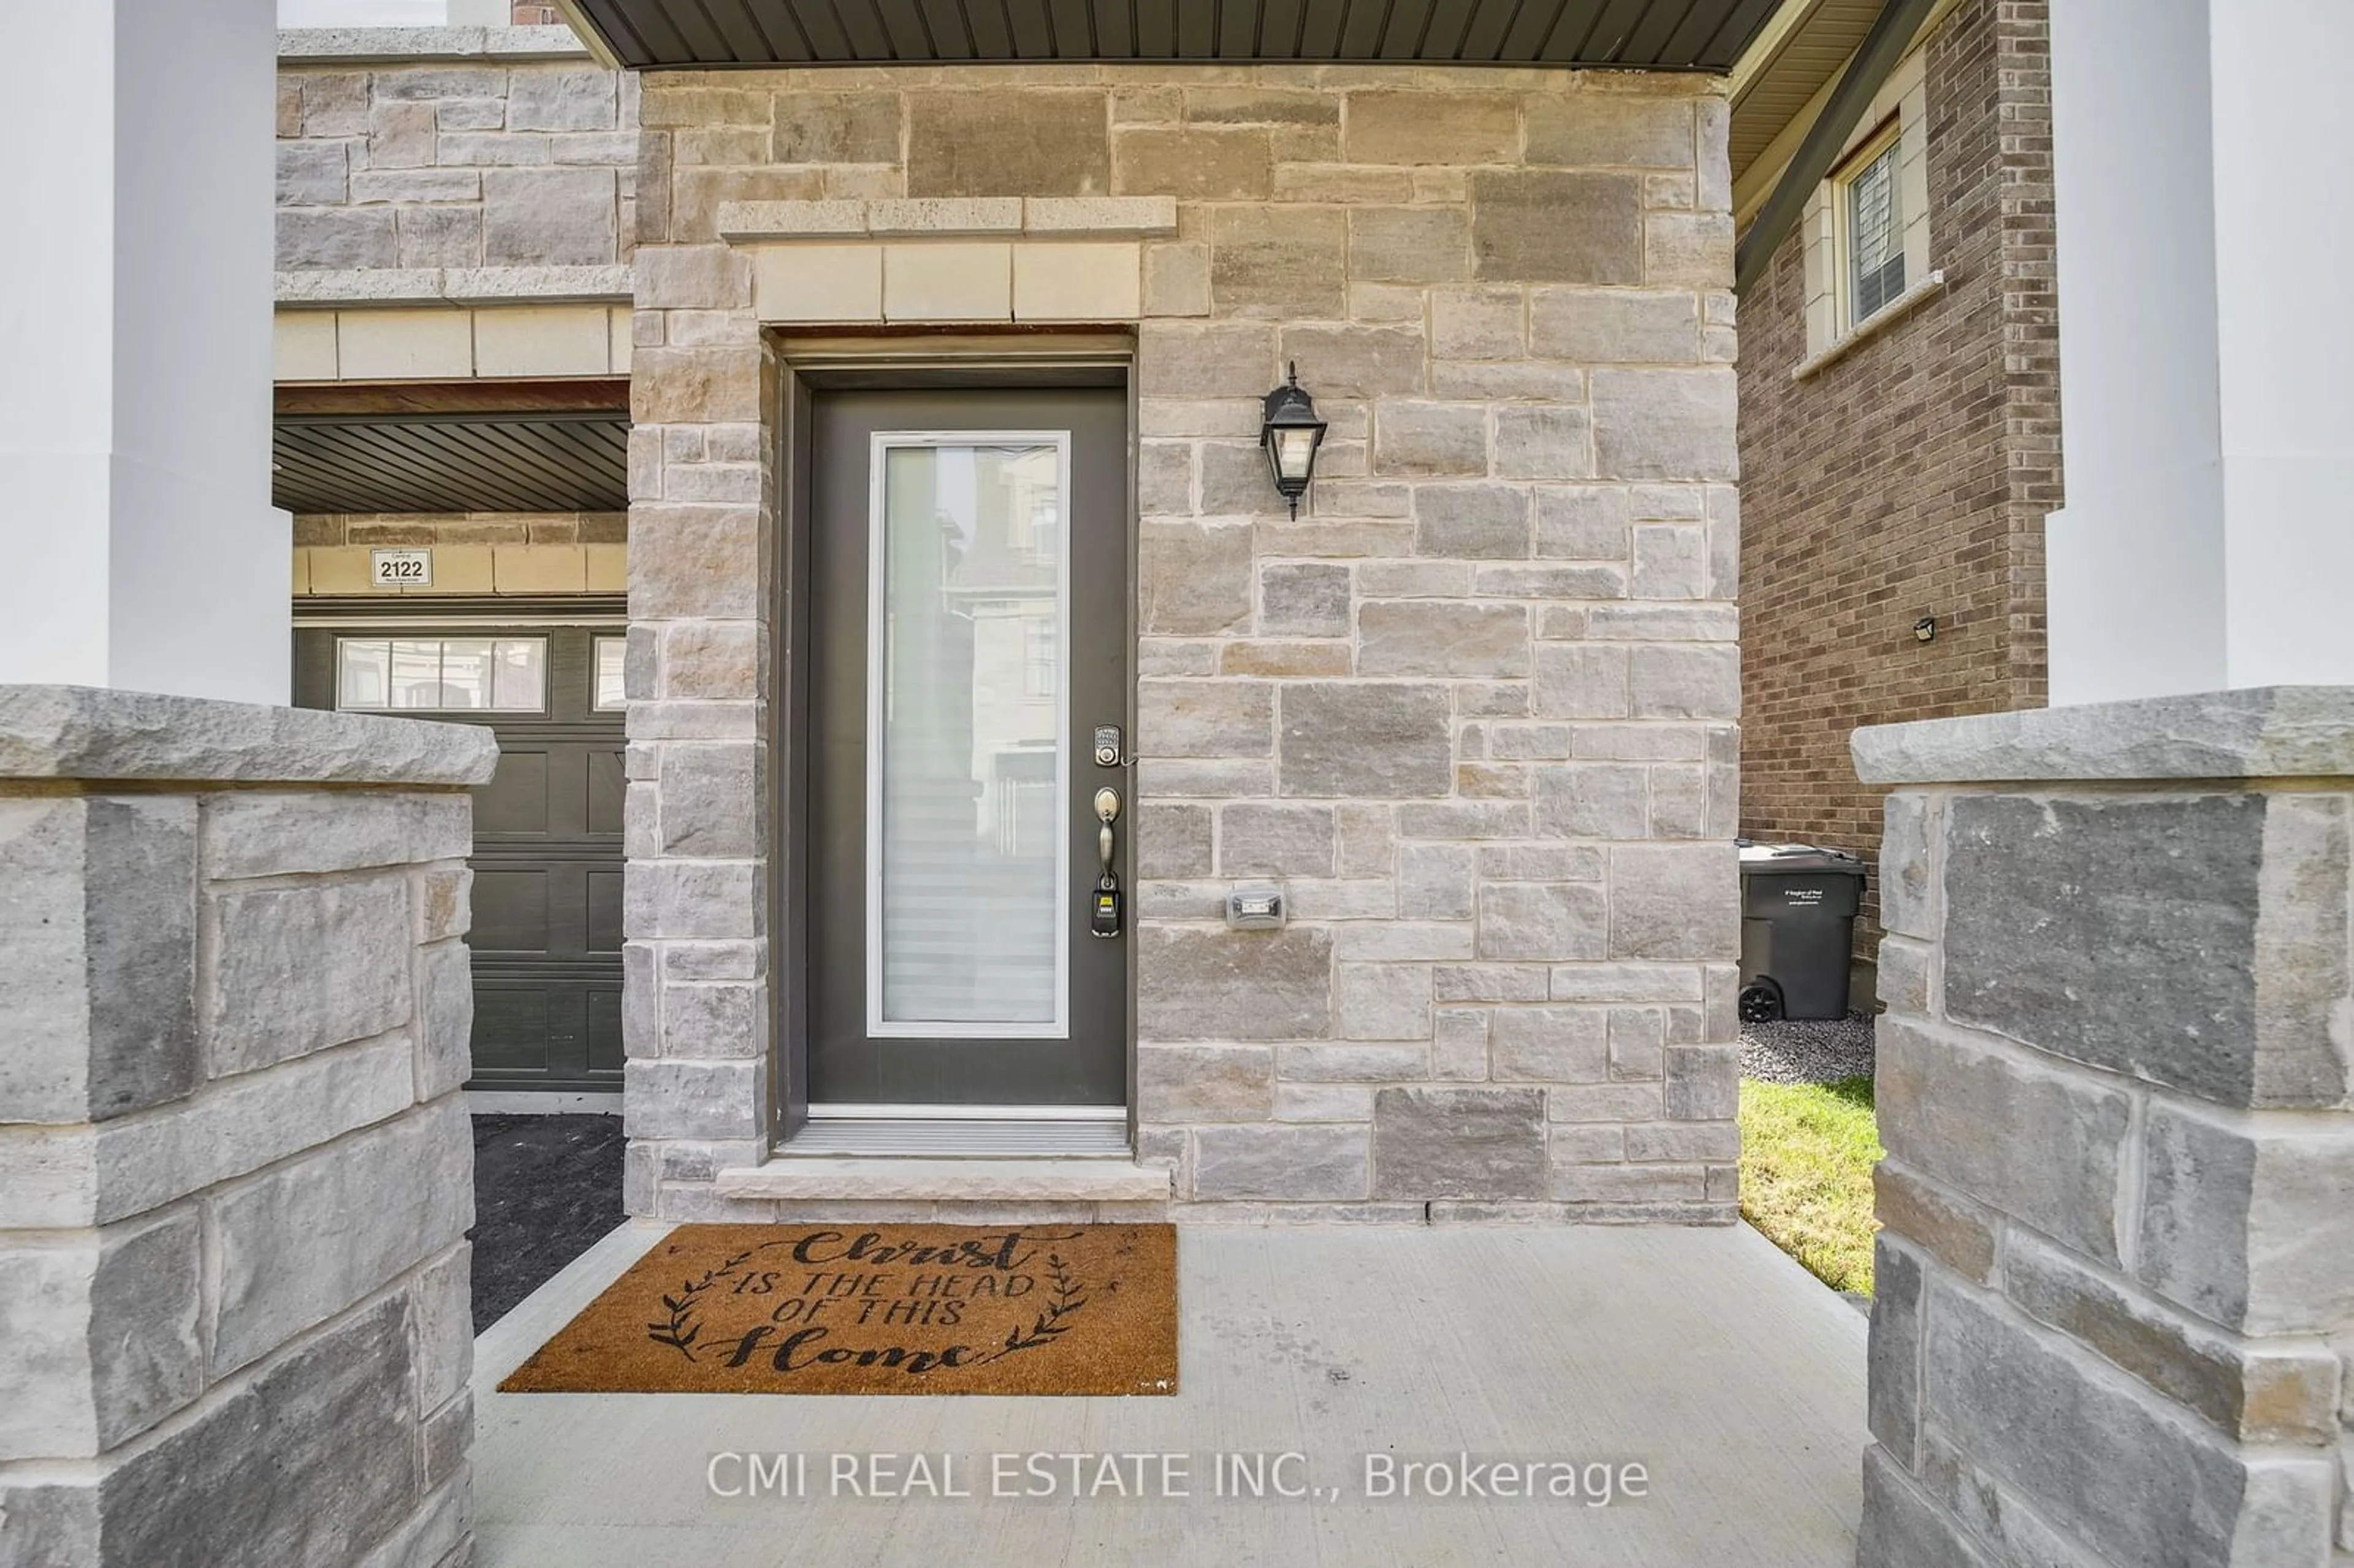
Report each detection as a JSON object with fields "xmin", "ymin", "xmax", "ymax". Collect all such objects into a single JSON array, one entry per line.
[
  {"xmin": 2045, "ymin": 0, "xmax": 2354, "ymax": 706},
  {"xmin": 0, "ymin": 0, "xmax": 287, "ymax": 704}
]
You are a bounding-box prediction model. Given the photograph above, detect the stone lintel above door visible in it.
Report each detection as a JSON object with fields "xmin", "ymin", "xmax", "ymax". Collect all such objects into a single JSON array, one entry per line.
[{"xmin": 717, "ymin": 199, "xmax": 1176, "ymax": 328}]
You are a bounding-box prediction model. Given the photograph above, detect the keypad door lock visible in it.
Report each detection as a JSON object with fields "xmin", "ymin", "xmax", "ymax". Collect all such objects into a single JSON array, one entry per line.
[{"xmin": 1092, "ymin": 724, "xmax": 1125, "ymax": 768}]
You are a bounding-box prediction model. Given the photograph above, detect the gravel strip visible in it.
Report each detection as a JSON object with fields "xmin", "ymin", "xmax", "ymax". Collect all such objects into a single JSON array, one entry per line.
[{"xmin": 1741, "ymin": 1010, "xmax": 1876, "ymax": 1085}]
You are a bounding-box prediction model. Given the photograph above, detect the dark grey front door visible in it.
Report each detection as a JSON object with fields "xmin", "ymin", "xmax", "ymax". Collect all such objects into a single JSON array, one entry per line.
[
  {"xmin": 295, "ymin": 623, "xmax": 627, "ymax": 1093},
  {"xmin": 805, "ymin": 388, "xmax": 1130, "ymax": 1107}
]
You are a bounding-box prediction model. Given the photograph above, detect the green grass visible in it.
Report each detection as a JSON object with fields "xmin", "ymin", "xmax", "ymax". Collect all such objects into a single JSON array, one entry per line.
[{"xmin": 1738, "ymin": 1075, "xmax": 1885, "ymax": 1295}]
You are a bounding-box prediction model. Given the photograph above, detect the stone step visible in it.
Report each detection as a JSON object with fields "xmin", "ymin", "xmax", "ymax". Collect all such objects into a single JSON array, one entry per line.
[{"xmin": 713, "ymin": 1156, "xmax": 1171, "ymax": 1205}]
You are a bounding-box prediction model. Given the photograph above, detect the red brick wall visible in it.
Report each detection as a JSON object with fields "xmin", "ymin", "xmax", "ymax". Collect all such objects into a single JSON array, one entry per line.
[
  {"xmin": 511, "ymin": 4, "xmax": 561, "ymax": 22},
  {"xmin": 1735, "ymin": 0, "xmax": 2060, "ymax": 976}
]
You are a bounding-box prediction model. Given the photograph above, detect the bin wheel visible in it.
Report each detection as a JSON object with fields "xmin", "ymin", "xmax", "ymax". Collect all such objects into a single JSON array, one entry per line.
[{"xmin": 1739, "ymin": 980, "xmax": 1785, "ymax": 1025}]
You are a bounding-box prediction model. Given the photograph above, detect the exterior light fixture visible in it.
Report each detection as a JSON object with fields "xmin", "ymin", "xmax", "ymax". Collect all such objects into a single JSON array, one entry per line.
[{"xmin": 1261, "ymin": 362, "xmax": 1327, "ymax": 519}]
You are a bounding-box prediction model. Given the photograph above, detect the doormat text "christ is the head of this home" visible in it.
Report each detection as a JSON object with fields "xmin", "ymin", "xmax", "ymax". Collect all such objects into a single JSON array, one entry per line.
[{"xmin": 500, "ymin": 1223, "xmax": 1178, "ymax": 1396}]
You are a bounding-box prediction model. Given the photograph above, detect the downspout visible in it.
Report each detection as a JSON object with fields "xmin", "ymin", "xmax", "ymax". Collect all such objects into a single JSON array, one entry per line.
[{"xmin": 1732, "ymin": 0, "xmax": 1940, "ymax": 295}]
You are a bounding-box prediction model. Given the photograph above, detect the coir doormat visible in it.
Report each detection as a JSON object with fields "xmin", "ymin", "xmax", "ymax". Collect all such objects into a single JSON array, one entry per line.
[{"xmin": 500, "ymin": 1223, "xmax": 1178, "ymax": 1396}]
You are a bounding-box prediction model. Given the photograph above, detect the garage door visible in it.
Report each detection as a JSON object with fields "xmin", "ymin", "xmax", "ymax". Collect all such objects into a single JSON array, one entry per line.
[{"xmin": 294, "ymin": 621, "xmax": 627, "ymax": 1095}]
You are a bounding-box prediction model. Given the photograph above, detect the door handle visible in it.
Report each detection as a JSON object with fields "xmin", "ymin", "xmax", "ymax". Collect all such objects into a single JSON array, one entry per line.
[
  {"xmin": 1095, "ymin": 788, "xmax": 1120, "ymax": 877},
  {"xmin": 1091, "ymin": 788, "xmax": 1123, "ymax": 938}
]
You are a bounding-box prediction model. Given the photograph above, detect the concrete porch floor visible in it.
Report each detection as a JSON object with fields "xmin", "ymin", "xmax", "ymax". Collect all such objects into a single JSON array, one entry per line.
[{"xmin": 473, "ymin": 1221, "xmax": 1867, "ymax": 1566}]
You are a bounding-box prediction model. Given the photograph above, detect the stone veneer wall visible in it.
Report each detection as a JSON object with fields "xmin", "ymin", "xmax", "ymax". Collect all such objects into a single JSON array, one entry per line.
[
  {"xmin": 294, "ymin": 511, "xmax": 628, "ymax": 597},
  {"xmin": 1737, "ymin": 0, "xmax": 2060, "ymax": 970},
  {"xmin": 1854, "ymin": 689, "xmax": 2354, "ymax": 1567},
  {"xmin": 624, "ymin": 66, "xmax": 1743, "ymax": 1222},
  {"xmin": 276, "ymin": 44, "xmax": 637, "ymax": 272},
  {"xmin": 0, "ymin": 688, "xmax": 495, "ymax": 1568}
]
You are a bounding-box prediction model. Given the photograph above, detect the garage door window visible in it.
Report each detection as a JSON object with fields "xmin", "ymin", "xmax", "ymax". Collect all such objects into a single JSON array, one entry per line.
[
  {"xmin": 336, "ymin": 637, "xmax": 548, "ymax": 713},
  {"xmin": 593, "ymin": 636, "xmax": 627, "ymax": 710}
]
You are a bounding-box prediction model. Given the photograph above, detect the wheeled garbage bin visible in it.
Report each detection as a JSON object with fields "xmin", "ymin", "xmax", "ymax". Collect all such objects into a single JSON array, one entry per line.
[{"xmin": 1735, "ymin": 841, "xmax": 1867, "ymax": 1023}]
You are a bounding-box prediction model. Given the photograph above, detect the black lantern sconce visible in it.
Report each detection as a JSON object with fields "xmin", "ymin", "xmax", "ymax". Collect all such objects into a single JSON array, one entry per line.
[{"xmin": 1261, "ymin": 362, "xmax": 1327, "ymax": 518}]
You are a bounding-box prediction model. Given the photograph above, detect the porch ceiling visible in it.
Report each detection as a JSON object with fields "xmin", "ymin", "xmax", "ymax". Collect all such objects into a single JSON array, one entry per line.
[
  {"xmin": 272, "ymin": 380, "xmax": 631, "ymax": 516},
  {"xmin": 561, "ymin": 0, "xmax": 1782, "ymax": 71},
  {"xmin": 273, "ymin": 413, "xmax": 630, "ymax": 516}
]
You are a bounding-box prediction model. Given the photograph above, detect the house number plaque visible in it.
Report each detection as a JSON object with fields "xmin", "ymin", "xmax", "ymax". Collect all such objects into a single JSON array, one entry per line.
[{"xmin": 370, "ymin": 549, "xmax": 433, "ymax": 589}]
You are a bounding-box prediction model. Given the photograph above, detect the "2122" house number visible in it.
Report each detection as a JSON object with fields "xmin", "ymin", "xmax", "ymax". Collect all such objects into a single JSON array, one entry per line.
[{"xmin": 370, "ymin": 549, "xmax": 433, "ymax": 588}]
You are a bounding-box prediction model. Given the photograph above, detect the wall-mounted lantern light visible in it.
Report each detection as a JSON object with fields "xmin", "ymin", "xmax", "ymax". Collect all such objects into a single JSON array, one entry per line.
[{"xmin": 1261, "ymin": 362, "xmax": 1327, "ymax": 519}]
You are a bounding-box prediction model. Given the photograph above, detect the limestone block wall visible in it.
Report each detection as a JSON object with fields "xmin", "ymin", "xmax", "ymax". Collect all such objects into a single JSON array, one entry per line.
[
  {"xmin": 623, "ymin": 65, "xmax": 1743, "ymax": 1222},
  {"xmin": 293, "ymin": 511, "xmax": 628, "ymax": 596},
  {"xmin": 1853, "ymin": 689, "xmax": 2354, "ymax": 1568},
  {"xmin": 0, "ymin": 688, "xmax": 496, "ymax": 1568},
  {"xmin": 276, "ymin": 37, "xmax": 638, "ymax": 271}
]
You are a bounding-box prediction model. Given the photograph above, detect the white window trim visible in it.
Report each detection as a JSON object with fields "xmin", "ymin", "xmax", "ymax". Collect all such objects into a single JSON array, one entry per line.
[{"xmin": 1799, "ymin": 47, "xmax": 1935, "ymax": 366}]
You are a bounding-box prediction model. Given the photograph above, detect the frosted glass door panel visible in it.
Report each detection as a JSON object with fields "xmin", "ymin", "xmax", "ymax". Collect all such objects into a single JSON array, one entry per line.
[{"xmin": 869, "ymin": 437, "xmax": 1068, "ymax": 1036}]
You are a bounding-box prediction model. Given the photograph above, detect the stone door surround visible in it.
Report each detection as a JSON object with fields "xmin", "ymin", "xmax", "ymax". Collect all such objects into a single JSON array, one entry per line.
[{"xmin": 720, "ymin": 197, "xmax": 1178, "ymax": 325}]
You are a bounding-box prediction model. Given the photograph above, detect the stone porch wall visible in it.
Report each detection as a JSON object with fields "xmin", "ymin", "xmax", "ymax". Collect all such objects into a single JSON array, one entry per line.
[
  {"xmin": 0, "ymin": 688, "xmax": 495, "ymax": 1568},
  {"xmin": 623, "ymin": 64, "xmax": 1743, "ymax": 1222},
  {"xmin": 1854, "ymin": 689, "xmax": 2354, "ymax": 1567},
  {"xmin": 276, "ymin": 40, "xmax": 636, "ymax": 272}
]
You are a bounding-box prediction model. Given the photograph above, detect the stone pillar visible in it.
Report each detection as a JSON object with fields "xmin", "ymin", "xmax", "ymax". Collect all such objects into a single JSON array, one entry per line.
[
  {"xmin": 0, "ymin": 687, "xmax": 495, "ymax": 1568},
  {"xmin": 1851, "ymin": 688, "xmax": 2354, "ymax": 1567},
  {"xmin": 0, "ymin": 0, "xmax": 286, "ymax": 702},
  {"xmin": 2043, "ymin": 1, "xmax": 2354, "ymax": 704}
]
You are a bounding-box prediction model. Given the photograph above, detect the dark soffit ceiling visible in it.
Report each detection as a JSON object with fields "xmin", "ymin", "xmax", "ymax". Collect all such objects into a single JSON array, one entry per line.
[
  {"xmin": 566, "ymin": 0, "xmax": 1782, "ymax": 71},
  {"xmin": 273, "ymin": 411, "xmax": 630, "ymax": 516}
]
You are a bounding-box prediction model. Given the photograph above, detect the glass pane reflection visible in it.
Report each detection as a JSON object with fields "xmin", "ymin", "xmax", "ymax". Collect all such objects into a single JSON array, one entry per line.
[{"xmin": 874, "ymin": 440, "xmax": 1065, "ymax": 1031}]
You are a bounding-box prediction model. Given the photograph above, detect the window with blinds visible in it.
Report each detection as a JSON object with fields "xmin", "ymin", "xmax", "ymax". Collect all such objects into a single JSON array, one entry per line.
[
  {"xmin": 867, "ymin": 435, "xmax": 1072, "ymax": 1039},
  {"xmin": 1843, "ymin": 135, "xmax": 1906, "ymax": 327}
]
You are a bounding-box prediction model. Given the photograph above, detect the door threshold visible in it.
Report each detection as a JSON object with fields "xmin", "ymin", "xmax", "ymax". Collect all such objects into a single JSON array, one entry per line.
[
  {"xmin": 716, "ymin": 1152, "xmax": 1167, "ymax": 1205},
  {"xmin": 780, "ymin": 1116, "xmax": 1132, "ymax": 1158}
]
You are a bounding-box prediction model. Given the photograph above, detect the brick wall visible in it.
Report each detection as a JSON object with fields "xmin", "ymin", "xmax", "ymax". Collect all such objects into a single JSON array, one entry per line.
[
  {"xmin": 1735, "ymin": 0, "xmax": 2059, "ymax": 970},
  {"xmin": 275, "ymin": 56, "xmax": 638, "ymax": 270}
]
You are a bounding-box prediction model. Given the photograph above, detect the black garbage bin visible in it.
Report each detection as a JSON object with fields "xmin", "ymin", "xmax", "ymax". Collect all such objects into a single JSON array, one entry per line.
[{"xmin": 1736, "ymin": 842, "xmax": 1867, "ymax": 1023}]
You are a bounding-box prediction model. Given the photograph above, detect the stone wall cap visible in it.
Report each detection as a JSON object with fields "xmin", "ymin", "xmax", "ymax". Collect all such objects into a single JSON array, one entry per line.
[
  {"xmin": 277, "ymin": 25, "xmax": 592, "ymax": 64},
  {"xmin": 1853, "ymin": 687, "xmax": 2354, "ymax": 785},
  {"xmin": 0, "ymin": 686, "xmax": 499, "ymax": 788},
  {"xmin": 276, "ymin": 265, "xmax": 634, "ymax": 310}
]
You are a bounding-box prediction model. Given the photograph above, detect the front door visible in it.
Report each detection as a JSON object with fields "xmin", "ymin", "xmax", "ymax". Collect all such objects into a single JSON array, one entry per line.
[{"xmin": 805, "ymin": 387, "xmax": 1130, "ymax": 1109}]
